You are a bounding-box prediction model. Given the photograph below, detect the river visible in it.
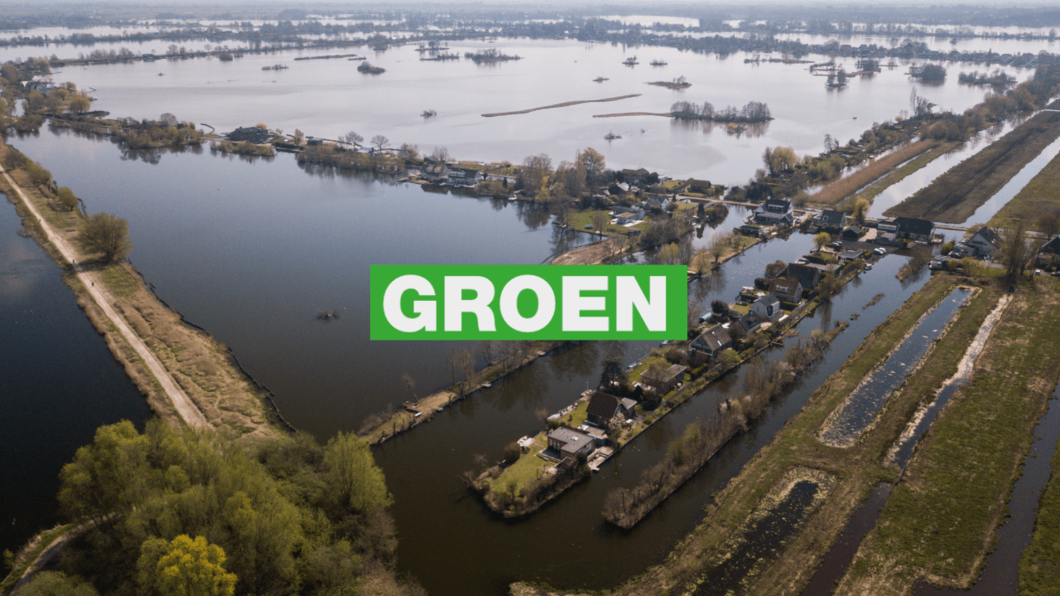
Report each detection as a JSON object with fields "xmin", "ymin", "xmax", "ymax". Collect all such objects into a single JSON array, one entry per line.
[{"xmin": 0, "ymin": 192, "xmax": 150, "ymax": 556}]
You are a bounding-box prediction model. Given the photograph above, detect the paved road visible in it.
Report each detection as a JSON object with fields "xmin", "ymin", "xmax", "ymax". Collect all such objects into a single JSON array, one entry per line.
[{"xmin": 1, "ymin": 164, "xmax": 208, "ymax": 428}]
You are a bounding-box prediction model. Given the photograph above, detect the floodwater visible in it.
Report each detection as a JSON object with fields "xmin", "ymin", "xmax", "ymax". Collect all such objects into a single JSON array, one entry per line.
[
  {"xmin": 44, "ymin": 38, "xmax": 1000, "ymax": 184},
  {"xmin": 10, "ymin": 127, "xmax": 938, "ymax": 594},
  {"xmin": 818, "ymin": 287, "xmax": 972, "ymax": 448},
  {"xmin": 0, "ymin": 193, "xmax": 150, "ymax": 555}
]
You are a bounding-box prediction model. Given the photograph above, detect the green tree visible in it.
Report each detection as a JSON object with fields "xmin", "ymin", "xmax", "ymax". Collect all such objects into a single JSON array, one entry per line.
[
  {"xmin": 324, "ymin": 432, "xmax": 393, "ymax": 512},
  {"xmin": 58, "ymin": 420, "xmax": 147, "ymax": 525},
  {"xmin": 137, "ymin": 535, "xmax": 237, "ymax": 596},
  {"xmin": 658, "ymin": 242, "xmax": 681, "ymax": 265},
  {"xmin": 17, "ymin": 572, "xmax": 99, "ymax": 596},
  {"xmin": 57, "ymin": 187, "xmax": 79, "ymax": 211},
  {"xmin": 762, "ymin": 146, "xmax": 797, "ymax": 176},
  {"xmin": 852, "ymin": 198, "xmax": 870, "ymax": 225},
  {"xmin": 813, "ymin": 231, "xmax": 832, "ymax": 251},
  {"xmin": 68, "ymin": 93, "xmax": 90, "ymax": 114},
  {"xmin": 78, "ymin": 212, "xmax": 132, "ymax": 262}
]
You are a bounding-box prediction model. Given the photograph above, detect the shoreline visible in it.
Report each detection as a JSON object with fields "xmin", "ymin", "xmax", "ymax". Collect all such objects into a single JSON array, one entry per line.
[{"xmin": 482, "ymin": 94, "xmax": 641, "ymax": 117}]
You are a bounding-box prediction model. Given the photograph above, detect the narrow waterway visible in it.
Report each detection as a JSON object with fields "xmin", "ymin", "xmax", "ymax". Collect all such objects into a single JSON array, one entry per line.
[
  {"xmin": 963, "ymin": 134, "xmax": 1060, "ymax": 227},
  {"xmin": 0, "ymin": 194, "xmax": 150, "ymax": 556},
  {"xmin": 818, "ymin": 287, "xmax": 972, "ymax": 448}
]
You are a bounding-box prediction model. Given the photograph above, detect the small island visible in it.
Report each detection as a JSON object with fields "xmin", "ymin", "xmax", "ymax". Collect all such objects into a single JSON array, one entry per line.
[
  {"xmin": 465, "ymin": 49, "xmax": 521, "ymax": 64},
  {"xmin": 357, "ymin": 61, "xmax": 385, "ymax": 74},
  {"xmin": 648, "ymin": 76, "xmax": 691, "ymax": 90}
]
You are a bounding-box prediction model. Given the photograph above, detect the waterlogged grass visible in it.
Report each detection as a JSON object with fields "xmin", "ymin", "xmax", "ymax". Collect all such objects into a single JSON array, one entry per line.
[
  {"xmin": 990, "ymin": 151, "xmax": 1060, "ymax": 232},
  {"xmin": 1021, "ymin": 395, "xmax": 1060, "ymax": 595},
  {"xmin": 840, "ymin": 278, "xmax": 1060, "ymax": 594}
]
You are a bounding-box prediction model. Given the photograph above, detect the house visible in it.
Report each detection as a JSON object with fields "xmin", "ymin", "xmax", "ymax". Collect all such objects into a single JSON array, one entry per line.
[
  {"xmin": 227, "ymin": 126, "xmax": 270, "ymax": 144},
  {"xmin": 841, "ymin": 225, "xmax": 864, "ymax": 241},
  {"xmin": 642, "ymin": 364, "xmax": 687, "ymax": 394},
  {"xmin": 815, "ymin": 209, "xmax": 847, "ymax": 230},
  {"xmin": 619, "ymin": 168, "xmax": 650, "ymax": 184},
  {"xmin": 839, "ymin": 249, "xmax": 863, "ymax": 261},
  {"xmin": 784, "ymin": 263, "xmax": 822, "ymax": 294},
  {"xmin": 616, "ymin": 212, "xmax": 640, "ymax": 225},
  {"xmin": 586, "ymin": 392, "xmax": 622, "ymax": 427},
  {"xmin": 738, "ymin": 224, "xmax": 763, "ymax": 237},
  {"xmin": 618, "ymin": 398, "xmax": 638, "ymax": 417},
  {"xmin": 735, "ymin": 311, "xmax": 766, "ymax": 335},
  {"xmin": 547, "ymin": 427, "xmax": 596, "ymax": 460},
  {"xmin": 647, "ymin": 195, "xmax": 671, "ymax": 210},
  {"xmin": 1038, "ymin": 235, "xmax": 1060, "ymax": 265},
  {"xmin": 749, "ymin": 293, "xmax": 782, "ymax": 321},
  {"xmin": 879, "ymin": 217, "xmax": 934, "ymax": 243},
  {"xmin": 306, "ymin": 137, "xmax": 324, "ymax": 146},
  {"xmin": 422, "ymin": 163, "xmax": 450, "ymax": 183},
  {"xmin": 770, "ymin": 277, "xmax": 803, "ymax": 304},
  {"xmin": 961, "ymin": 226, "xmax": 1003, "ymax": 259},
  {"xmin": 691, "ymin": 325, "xmax": 732, "ymax": 358},
  {"xmin": 754, "ymin": 198, "xmax": 794, "ymax": 227},
  {"xmin": 608, "ymin": 182, "xmax": 631, "ymax": 195},
  {"xmin": 686, "ymin": 179, "xmax": 712, "ymax": 194},
  {"xmin": 874, "ymin": 231, "xmax": 900, "ymax": 247},
  {"xmin": 448, "ymin": 167, "xmax": 482, "ymax": 186}
]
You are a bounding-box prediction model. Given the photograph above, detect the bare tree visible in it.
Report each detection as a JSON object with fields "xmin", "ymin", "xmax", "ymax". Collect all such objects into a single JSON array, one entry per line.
[
  {"xmin": 477, "ymin": 340, "xmax": 496, "ymax": 366},
  {"xmin": 459, "ymin": 348, "xmax": 475, "ymax": 396},
  {"xmin": 159, "ymin": 113, "xmax": 177, "ymax": 126},
  {"xmin": 1003, "ymin": 221, "xmax": 1031, "ymax": 282},
  {"xmin": 430, "ymin": 146, "xmax": 450, "ymax": 162},
  {"xmin": 371, "ymin": 134, "xmax": 389, "ymax": 151},
  {"xmin": 401, "ymin": 373, "xmax": 417, "ymax": 401},
  {"xmin": 591, "ymin": 211, "xmax": 609, "ymax": 237},
  {"xmin": 343, "ymin": 131, "xmax": 363, "ymax": 147}
]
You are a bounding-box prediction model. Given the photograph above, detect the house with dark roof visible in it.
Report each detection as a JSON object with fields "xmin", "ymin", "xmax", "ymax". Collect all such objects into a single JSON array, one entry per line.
[
  {"xmin": 749, "ymin": 293, "xmax": 782, "ymax": 321},
  {"xmin": 784, "ymin": 263, "xmax": 822, "ymax": 294},
  {"xmin": 422, "ymin": 163, "xmax": 450, "ymax": 183},
  {"xmin": 691, "ymin": 325, "xmax": 732, "ymax": 358},
  {"xmin": 619, "ymin": 168, "xmax": 650, "ymax": 184},
  {"xmin": 642, "ymin": 364, "xmax": 687, "ymax": 394},
  {"xmin": 814, "ymin": 209, "xmax": 847, "ymax": 230},
  {"xmin": 841, "ymin": 225, "xmax": 864, "ymax": 241},
  {"xmin": 1037, "ymin": 235, "xmax": 1060, "ymax": 265},
  {"xmin": 956, "ymin": 226, "xmax": 1002, "ymax": 260},
  {"xmin": 770, "ymin": 277, "xmax": 803, "ymax": 303},
  {"xmin": 448, "ymin": 167, "xmax": 483, "ymax": 186},
  {"xmin": 686, "ymin": 179, "xmax": 712, "ymax": 194},
  {"xmin": 839, "ymin": 249, "xmax": 863, "ymax": 261},
  {"xmin": 754, "ymin": 198, "xmax": 794, "ymax": 227},
  {"xmin": 735, "ymin": 311, "xmax": 766, "ymax": 335},
  {"xmin": 227, "ymin": 126, "xmax": 270, "ymax": 144},
  {"xmin": 547, "ymin": 427, "xmax": 596, "ymax": 460},
  {"xmin": 586, "ymin": 392, "xmax": 622, "ymax": 427},
  {"xmin": 879, "ymin": 217, "xmax": 934, "ymax": 242}
]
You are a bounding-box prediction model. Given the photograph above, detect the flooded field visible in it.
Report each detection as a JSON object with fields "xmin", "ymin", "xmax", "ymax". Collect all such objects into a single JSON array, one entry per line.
[{"xmin": 818, "ymin": 287, "xmax": 972, "ymax": 448}]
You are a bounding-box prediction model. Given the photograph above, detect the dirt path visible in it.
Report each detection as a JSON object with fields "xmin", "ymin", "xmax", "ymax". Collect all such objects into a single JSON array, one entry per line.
[{"xmin": 1, "ymin": 164, "xmax": 208, "ymax": 429}]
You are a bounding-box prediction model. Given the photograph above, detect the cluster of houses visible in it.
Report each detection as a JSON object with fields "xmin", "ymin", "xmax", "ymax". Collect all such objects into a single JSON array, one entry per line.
[
  {"xmin": 809, "ymin": 208, "xmax": 937, "ymax": 247},
  {"xmin": 420, "ymin": 162, "xmax": 489, "ymax": 187},
  {"xmin": 545, "ymin": 363, "xmax": 689, "ymax": 463}
]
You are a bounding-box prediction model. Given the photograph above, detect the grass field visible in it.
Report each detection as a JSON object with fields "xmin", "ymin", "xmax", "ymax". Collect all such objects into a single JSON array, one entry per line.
[
  {"xmin": 839, "ymin": 278, "xmax": 1060, "ymax": 595},
  {"xmin": 885, "ymin": 106, "xmax": 1060, "ymax": 223},
  {"xmin": 990, "ymin": 151, "xmax": 1060, "ymax": 231},
  {"xmin": 810, "ymin": 140, "xmax": 938, "ymax": 205}
]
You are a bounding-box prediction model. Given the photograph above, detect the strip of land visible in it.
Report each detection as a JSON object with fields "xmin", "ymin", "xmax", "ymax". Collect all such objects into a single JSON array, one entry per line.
[
  {"xmin": 511, "ymin": 275, "xmax": 1000, "ymax": 596},
  {"xmin": 809, "ymin": 139, "xmax": 940, "ymax": 205},
  {"xmin": 837, "ymin": 278, "xmax": 1060, "ymax": 595},
  {"xmin": 592, "ymin": 111, "xmax": 671, "ymax": 118},
  {"xmin": 0, "ymin": 143, "xmax": 276, "ymax": 439},
  {"xmin": 481, "ymin": 94, "xmax": 641, "ymax": 117},
  {"xmin": 989, "ymin": 150, "xmax": 1060, "ymax": 231},
  {"xmin": 884, "ymin": 102, "xmax": 1060, "ymax": 223}
]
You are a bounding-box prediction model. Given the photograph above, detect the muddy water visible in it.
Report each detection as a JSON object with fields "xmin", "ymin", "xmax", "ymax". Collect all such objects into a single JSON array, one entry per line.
[
  {"xmin": 818, "ymin": 288, "xmax": 972, "ymax": 448},
  {"xmin": 0, "ymin": 194, "xmax": 150, "ymax": 555}
]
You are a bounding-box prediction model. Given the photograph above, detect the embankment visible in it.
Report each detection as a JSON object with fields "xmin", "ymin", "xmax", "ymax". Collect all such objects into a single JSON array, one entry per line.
[
  {"xmin": 482, "ymin": 94, "xmax": 641, "ymax": 117},
  {"xmin": 885, "ymin": 103, "xmax": 1060, "ymax": 223}
]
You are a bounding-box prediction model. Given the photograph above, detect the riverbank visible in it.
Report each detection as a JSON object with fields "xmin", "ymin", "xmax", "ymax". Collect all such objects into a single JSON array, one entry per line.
[
  {"xmin": 885, "ymin": 101, "xmax": 1060, "ymax": 223},
  {"xmin": 808, "ymin": 139, "xmax": 942, "ymax": 206},
  {"xmin": 0, "ymin": 142, "xmax": 278, "ymax": 441}
]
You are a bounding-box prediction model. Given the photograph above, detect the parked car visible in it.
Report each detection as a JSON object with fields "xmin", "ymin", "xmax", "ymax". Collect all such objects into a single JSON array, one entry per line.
[
  {"xmin": 828, "ymin": 241, "xmax": 844, "ymax": 250},
  {"xmin": 873, "ymin": 247, "xmax": 886, "ymax": 256}
]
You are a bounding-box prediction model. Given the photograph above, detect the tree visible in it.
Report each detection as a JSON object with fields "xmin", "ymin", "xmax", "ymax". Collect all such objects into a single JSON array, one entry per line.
[
  {"xmin": 342, "ymin": 131, "xmax": 363, "ymax": 147},
  {"xmin": 910, "ymin": 87, "xmax": 934, "ymax": 117},
  {"xmin": 520, "ymin": 154, "xmax": 553, "ymax": 195},
  {"xmin": 398, "ymin": 143, "xmax": 419, "ymax": 160},
  {"xmin": 17, "ymin": 572, "xmax": 99, "ymax": 596},
  {"xmin": 57, "ymin": 187, "xmax": 79, "ymax": 211},
  {"xmin": 762, "ymin": 146, "xmax": 797, "ymax": 176},
  {"xmin": 477, "ymin": 340, "xmax": 496, "ymax": 366},
  {"xmin": 78, "ymin": 212, "xmax": 132, "ymax": 262},
  {"xmin": 503, "ymin": 441, "xmax": 521, "ymax": 465},
  {"xmin": 852, "ymin": 198, "xmax": 870, "ymax": 225},
  {"xmin": 813, "ymin": 231, "xmax": 832, "ymax": 251},
  {"xmin": 591, "ymin": 211, "xmax": 609, "ymax": 237},
  {"xmin": 600, "ymin": 356, "xmax": 626, "ymax": 388},
  {"xmin": 430, "ymin": 146, "xmax": 450, "ymax": 162},
  {"xmin": 577, "ymin": 147, "xmax": 606, "ymax": 187},
  {"xmin": 764, "ymin": 260, "xmax": 787, "ymax": 278},
  {"xmin": 658, "ymin": 242, "xmax": 680, "ymax": 265},
  {"xmin": 292, "ymin": 129, "xmax": 305, "ymax": 145},
  {"xmin": 709, "ymin": 231, "xmax": 731, "ymax": 263},
  {"xmin": 324, "ymin": 432, "xmax": 393, "ymax": 512},
  {"xmin": 371, "ymin": 135, "xmax": 389, "ymax": 151},
  {"xmin": 1037, "ymin": 213, "xmax": 1060, "ymax": 237},
  {"xmin": 1002, "ymin": 221, "xmax": 1033, "ymax": 281},
  {"xmin": 68, "ymin": 93, "xmax": 90, "ymax": 113},
  {"xmin": 458, "ymin": 348, "xmax": 475, "ymax": 395},
  {"xmin": 691, "ymin": 249, "xmax": 712, "ymax": 276},
  {"xmin": 137, "ymin": 535, "xmax": 237, "ymax": 596},
  {"xmin": 160, "ymin": 113, "xmax": 178, "ymax": 126},
  {"xmin": 711, "ymin": 299, "xmax": 727, "ymax": 315}
]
